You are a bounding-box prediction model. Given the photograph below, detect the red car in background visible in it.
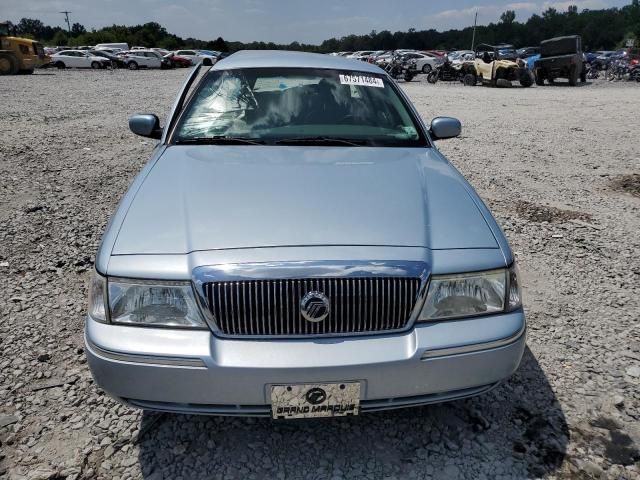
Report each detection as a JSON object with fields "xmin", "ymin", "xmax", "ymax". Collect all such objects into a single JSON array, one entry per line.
[{"xmin": 163, "ymin": 52, "xmax": 192, "ymax": 68}]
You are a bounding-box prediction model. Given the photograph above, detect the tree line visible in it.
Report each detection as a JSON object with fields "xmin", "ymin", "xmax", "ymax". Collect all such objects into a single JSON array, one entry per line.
[
  {"xmin": 6, "ymin": 1, "xmax": 640, "ymax": 53},
  {"xmin": 4, "ymin": 19, "xmax": 230, "ymax": 52}
]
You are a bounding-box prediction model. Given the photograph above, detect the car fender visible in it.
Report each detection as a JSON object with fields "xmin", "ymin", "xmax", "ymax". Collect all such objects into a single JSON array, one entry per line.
[
  {"xmin": 95, "ymin": 145, "xmax": 167, "ymax": 274},
  {"xmin": 429, "ymin": 150, "xmax": 513, "ymax": 265}
]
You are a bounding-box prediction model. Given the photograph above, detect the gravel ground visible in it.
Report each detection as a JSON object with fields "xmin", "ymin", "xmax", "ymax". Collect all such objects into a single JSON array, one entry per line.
[{"xmin": 0, "ymin": 69, "xmax": 639, "ymax": 480}]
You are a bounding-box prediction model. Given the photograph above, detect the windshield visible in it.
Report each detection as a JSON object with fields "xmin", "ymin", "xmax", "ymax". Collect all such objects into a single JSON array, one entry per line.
[{"xmin": 173, "ymin": 67, "xmax": 427, "ymax": 147}]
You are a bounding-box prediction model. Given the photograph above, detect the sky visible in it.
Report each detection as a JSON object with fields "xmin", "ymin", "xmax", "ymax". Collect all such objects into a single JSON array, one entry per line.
[{"xmin": 4, "ymin": 0, "xmax": 631, "ymax": 44}]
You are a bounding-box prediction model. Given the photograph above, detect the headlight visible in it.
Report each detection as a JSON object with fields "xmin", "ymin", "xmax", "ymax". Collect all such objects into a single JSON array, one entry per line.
[
  {"xmin": 88, "ymin": 270, "xmax": 107, "ymax": 323},
  {"xmin": 418, "ymin": 265, "xmax": 522, "ymax": 321},
  {"xmin": 107, "ymin": 278, "xmax": 205, "ymax": 328},
  {"xmin": 507, "ymin": 263, "xmax": 522, "ymax": 311}
]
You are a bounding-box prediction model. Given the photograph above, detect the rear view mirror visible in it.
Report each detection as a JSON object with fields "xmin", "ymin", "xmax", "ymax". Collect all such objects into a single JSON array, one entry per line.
[
  {"xmin": 129, "ymin": 114, "xmax": 162, "ymax": 139},
  {"xmin": 429, "ymin": 117, "xmax": 461, "ymax": 140}
]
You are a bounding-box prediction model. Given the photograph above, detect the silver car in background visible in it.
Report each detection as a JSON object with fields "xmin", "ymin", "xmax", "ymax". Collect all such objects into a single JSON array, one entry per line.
[{"xmin": 86, "ymin": 51, "xmax": 525, "ymax": 419}]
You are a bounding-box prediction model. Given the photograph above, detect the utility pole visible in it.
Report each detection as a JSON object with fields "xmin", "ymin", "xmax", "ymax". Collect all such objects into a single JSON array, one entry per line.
[
  {"xmin": 60, "ymin": 11, "xmax": 72, "ymax": 33},
  {"xmin": 471, "ymin": 11, "xmax": 478, "ymax": 50}
]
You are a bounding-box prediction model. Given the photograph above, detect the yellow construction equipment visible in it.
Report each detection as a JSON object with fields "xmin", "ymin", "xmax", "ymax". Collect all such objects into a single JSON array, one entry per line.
[{"xmin": 0, "ymin": 22, "xmax": 49, "ymax": 74}]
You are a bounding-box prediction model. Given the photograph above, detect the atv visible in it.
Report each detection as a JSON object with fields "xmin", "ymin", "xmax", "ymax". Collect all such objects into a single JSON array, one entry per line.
[{"xmin": 471, "ymin": 44, "xmax": 533, "ymax": 88}]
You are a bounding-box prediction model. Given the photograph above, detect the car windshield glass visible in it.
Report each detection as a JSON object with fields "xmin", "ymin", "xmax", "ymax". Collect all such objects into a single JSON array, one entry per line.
[{"xmin": 173, "ymin": 67, "xmax": 427, "ymax": 147}]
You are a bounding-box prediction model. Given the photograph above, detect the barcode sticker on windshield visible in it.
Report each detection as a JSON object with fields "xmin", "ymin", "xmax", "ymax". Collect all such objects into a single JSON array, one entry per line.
[{"xmin": 339, "ymin": 74, "xmax": 384, "ymax": 88}]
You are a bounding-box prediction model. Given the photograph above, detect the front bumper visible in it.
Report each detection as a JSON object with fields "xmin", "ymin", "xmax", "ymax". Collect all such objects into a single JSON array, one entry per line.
[{"xmin": 85, "ymin": 310, "xmax": 526, "ymax": 415}]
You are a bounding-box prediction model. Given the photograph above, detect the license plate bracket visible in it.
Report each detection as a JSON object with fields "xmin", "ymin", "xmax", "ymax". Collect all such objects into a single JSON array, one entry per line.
[{"xmin": 270, "ymin": 382, "xmax": 360, "ymax": 419}]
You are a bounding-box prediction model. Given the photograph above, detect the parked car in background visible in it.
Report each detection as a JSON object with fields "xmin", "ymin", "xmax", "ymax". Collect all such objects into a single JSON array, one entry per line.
[
  {"xmin": 86, "ymin": 50, "xmax": 526, "ymax": 419},
  {"xmin": 92, "ymin": 47, "xmax": 121, "ymax": 55},
  {"xmin": 163, "ymin": 52, "xmax": 192, "ymax": 68},
  {"xmin": 173, "ymin": 49, "xmax": 201, "ymax": 64},
  {"xmin": 94, "ymin": 43, "xmax": 129, "ymax": 52},
  {"xmin": 373, "ymin": 51, "xmax": 394, "ymax": 66},
  {"xmin": 170, "ymin": 49, "xmax": 218, "ymax": 65},
  {"xmin": 516, "ymin": 47, "xmax": 540, "ymax": 58},
  {"xmin": 374, "ymin": 50, "xmax": 418, "ymax": 67},
  {"xmin": 365, "ymin": 50, "xmax": 387, "ymax": 62},
  {"xmin": 50, "ymin": 50, "xmax": 110, "ymax": 69},
  {"xmin": 198, "ymin": 50, "xmax": 222, "ymax": 63},
  {"xmin": 403, "ymin": 51, "xmax": 442, "ymax": 73},
  {"xmin": 118, "ymin": 50, "xmax": 163, "ymax": 70},
  {"xmin": 584, "ymin": 52, "xmax": 599, "ymax": 64},
  {"xmin": 198, "ymin": 49, "xmax": 221, "ymax": 56},
  {"xmin": 423, "ymin": 49, "xmax": 447, "ymax": 57},
  {"xmin": 447, "ymin": 50, "xmax": 475, "ymax": 65},
  {"xmin": 89, "ymin": 49, "xmax": 127, "ymax": 68},
  {"xmin": 151, "ymin": 47, "xmax": 170, "ymax": 56},
  {"xmin": 497, "ymin": 46, "xmax": 518, "ymax": 61},
  {"xmin": 347, "ymin": 51, "xmax": 375, "ymax": 60}
]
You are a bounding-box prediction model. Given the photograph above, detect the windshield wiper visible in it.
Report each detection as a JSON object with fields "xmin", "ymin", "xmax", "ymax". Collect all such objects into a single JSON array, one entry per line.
[
  {"xmin": 275, "ymin": 136, "xmax": 368, "ymax": 147},
  {"xmin": 175, "ymin": 136, "xmax": 265, "ymax": 145}
]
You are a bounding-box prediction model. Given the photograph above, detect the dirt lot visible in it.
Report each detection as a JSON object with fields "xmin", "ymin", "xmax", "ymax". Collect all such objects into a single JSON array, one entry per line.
[{"xmin": 0, "ymin": 69, "xmax": 639, "ymax": 480}]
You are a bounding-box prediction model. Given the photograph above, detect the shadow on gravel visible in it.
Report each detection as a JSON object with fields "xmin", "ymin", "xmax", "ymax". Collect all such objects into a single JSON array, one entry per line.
[
  {"xmin": 136, "ymin": 347, "xmax": 567, "ymax": 479},
  {"xmin": 539, "ymin": 81, "xmax": 592, "ymax": 87},
  {"xmin": 611, "ymin": 173, "xmax": 640, "ymax": 197}
]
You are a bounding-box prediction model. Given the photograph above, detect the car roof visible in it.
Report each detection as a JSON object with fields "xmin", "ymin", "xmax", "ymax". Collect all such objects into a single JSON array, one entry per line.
[{"xmin": 213, "ymin": 50, "xmax": 383, "ymax": 74}]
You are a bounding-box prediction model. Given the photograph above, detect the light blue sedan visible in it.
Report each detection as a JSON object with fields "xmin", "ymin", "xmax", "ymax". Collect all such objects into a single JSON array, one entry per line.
[{"xmin": 85, "ymin": 51, "xmax": 525, "ymax": 419}]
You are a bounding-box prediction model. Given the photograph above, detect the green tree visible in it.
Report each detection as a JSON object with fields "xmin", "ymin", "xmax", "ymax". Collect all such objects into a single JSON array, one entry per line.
[
  {"xmin": 211, "ymin": 36, "xmax": 229, "ymax": 52},
  {"xmin": 500, "ymin": 10, "xmax": 516, "ymax": 24},
  {"xmin": 71, "ymin": 23, "xmax": 86, "ymax": 37},
  {"xmin": 16, "ymin": 18, "xmax": 45, "ymax": 37},
  {"xmin": 51, "ymin": 30, "xmax": 68, "ymax": 46}
]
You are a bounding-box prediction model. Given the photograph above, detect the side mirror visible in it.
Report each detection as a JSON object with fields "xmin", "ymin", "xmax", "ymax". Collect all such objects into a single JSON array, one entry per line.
[
  {"xmin": 129, "ymin": 114, "xmax": 162, "ymax": 139},
  {"xmin": 429, "ymin": 116, "xmax": 461, "ymax": 140}
]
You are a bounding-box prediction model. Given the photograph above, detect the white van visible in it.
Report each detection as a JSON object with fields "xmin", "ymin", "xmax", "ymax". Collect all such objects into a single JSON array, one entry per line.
[{"xmin": 94, "ymin": 43, "xmax": 129, "ymax": 52}]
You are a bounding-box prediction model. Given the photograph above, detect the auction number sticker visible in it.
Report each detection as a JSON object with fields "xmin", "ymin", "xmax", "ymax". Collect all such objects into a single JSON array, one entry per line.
[{"xmin": 339, "ymin": 74, "xmax": 384, "ymax": 88}]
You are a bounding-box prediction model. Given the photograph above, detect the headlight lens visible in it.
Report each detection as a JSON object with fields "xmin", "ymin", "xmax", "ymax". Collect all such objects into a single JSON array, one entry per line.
[
  {"xmin": 419, "ymin": 269, "xmax": 507, "ymax": 321},
  {"xmin": 108, "ymin": 278, "xmax": 205, "ymax": 328},
  {"xmin": 507, "ymin": 263, "xmax": 522, "ymax": 311},
  {"xmin": 88, "ymin": 270, "xmax": 107, "ymax": 323}
]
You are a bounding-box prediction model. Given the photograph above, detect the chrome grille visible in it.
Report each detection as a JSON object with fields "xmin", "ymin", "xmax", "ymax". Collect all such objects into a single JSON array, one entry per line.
[{"xmin": 203, "ymin": 277, "xmax": 421, "ymax": 336}]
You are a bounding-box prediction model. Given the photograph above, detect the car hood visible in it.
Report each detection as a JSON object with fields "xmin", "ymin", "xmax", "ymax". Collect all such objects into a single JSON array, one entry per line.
[{"xmin": 111, "ymin": 146, "xmax": 498, "ymax": 255}]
